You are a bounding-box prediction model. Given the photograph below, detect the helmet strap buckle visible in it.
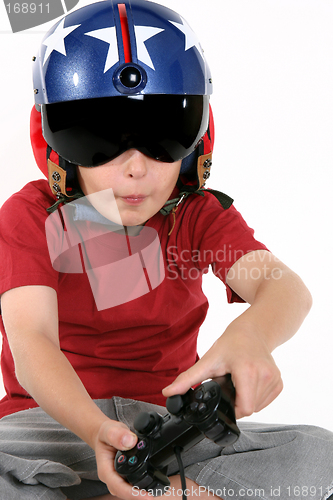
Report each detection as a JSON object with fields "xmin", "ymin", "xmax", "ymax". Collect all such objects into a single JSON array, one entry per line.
[
  {"xmin": 197, "ymin": 152, "xmax": 212, "ymax": 188},
  {"xmin": 47, "ymin": 159, "xmax": 69, "ymax": 198}
]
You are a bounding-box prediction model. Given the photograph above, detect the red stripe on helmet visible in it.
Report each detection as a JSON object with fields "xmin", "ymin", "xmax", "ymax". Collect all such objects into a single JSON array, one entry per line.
[{"xmin": 118, "ymin": 4, "xmax": 132, "ymax": 63}]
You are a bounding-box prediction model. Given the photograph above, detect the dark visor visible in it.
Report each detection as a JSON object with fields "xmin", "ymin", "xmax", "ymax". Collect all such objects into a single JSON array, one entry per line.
[{"xmin": 42, "ymin": 95, "xmax": 209, "ymax": 167}]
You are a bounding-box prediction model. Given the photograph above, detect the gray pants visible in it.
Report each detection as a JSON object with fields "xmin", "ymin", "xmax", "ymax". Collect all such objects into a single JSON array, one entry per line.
[{"xmin": 0, "ymin": 397, "xmax": 332, "ymax": 500}]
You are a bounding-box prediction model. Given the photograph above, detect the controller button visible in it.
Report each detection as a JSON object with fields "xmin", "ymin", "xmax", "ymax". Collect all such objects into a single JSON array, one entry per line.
[
  {"xmin": 215, "ymin": 429, "xmax": 239, "ymax": 446},
  {"xmin": 198, "ymin": 402, "xmax": 207, "ymax": 413},
  {"xmin": 117, "ymin": 454, "xmax": 127, "ymax": 464},
  {"xmin": 129, "ymin": 455, "xmax": 138, "ymax": 466},
  {"xmin": 205, "ymin": 422, "xmax": 225, "ymax": 440},
  {"xmin": 136, "ymin": 474, "xmax": 155, "ymax": 490},
  {"xmin": 137, "ymin": 440, "xmax": 147, "ymax": 450},
  {"xmin": 203, "ymin": 390, "xmax": 212, "ymax": 401},
  {"xmin": 195, "ymin": 390, "xmax": 204, "ymax": 400},
  {"xmin": 150, "ymin": 483, "xmax": 169, "ymax": 496},
  {"xmin": 189, "ymin": 402, "xmax": 199, "ymax": 412}
]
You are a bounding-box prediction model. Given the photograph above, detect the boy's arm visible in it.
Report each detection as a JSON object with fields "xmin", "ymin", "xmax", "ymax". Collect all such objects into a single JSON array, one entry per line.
[
  {"xmin": 1, "ymin": 285, "xmax": 145, "ymax": 500},
  {"xmin": 163, "ymin": 249, "xmax": 312, "ymax": 419}
]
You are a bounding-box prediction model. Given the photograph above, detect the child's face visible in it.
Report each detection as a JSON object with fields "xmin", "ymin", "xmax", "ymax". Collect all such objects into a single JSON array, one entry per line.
[{"xmin": 77, "ymin": 149, "xmax": 182, "ymax": 226}]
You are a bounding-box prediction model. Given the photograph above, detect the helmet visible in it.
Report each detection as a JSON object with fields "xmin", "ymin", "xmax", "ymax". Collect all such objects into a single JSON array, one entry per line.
[{"xmin": 30, "ymin": 0, "xmax": 214, "ymax": 203}]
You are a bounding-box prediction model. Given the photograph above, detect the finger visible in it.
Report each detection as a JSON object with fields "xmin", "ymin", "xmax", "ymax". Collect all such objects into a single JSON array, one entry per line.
[
  {"xmin": 106, "ymin": 470, "xmax": 150, "ymax": 500},
  {"xmin": 232, "ymin": 369, "xmax": 260, "ymax": 419},
  {"xmin": 249, "ymin": 364, "xmax": 283, "ymax": 413},
  {"xmin": 162, "ymin": 358, "xmax": 218, "ymax": 397},
  {"xmin": 255, "ymin": 376, "xmax": 284, "ymax": 413},
  {"xmin": 234, "ymin": 364, "xmax": 283, "ymax": 418},
  {"xmin": 106, "ymin": 458, "xmax": 152, "ymax": 500}
]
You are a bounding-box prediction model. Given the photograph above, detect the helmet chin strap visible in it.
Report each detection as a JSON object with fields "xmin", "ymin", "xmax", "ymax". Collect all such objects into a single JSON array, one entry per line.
[
  {"xmin": 160, "ymin": 138, "xmax": 213, "ymax": 217},
  {"xmin": 159, "ymin": 138, "xmax": 213, "ymax": 235},
  {"xmin": 46, "ymin": 157, "xmax": 84, "ymax": 213}
]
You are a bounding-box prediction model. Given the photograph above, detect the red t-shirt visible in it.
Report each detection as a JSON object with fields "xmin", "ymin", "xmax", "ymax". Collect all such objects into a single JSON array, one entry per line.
[{"xmin": 0, "ymin": 180, "xmax": 267, "ymax": 418}]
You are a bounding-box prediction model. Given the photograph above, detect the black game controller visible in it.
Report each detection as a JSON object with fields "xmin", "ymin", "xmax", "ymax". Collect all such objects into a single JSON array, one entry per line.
[{"xmin": 115, "ymin": 375, "xmax": 240, "ymax": 495}]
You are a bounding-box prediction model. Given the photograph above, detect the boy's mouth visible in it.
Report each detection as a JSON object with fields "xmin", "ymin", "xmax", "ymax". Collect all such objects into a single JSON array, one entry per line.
[{"xmin": 121, "ymin": 195, "xmax": 147, "ymax": 205}]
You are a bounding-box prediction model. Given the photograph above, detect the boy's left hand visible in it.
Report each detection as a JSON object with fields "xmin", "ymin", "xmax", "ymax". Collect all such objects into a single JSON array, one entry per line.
[
  {"xmin": 162, "ymin": 326, "xmax": 283, "ymax": 420},
  {"xmin": 163, "ymin": 250, "xmax": 311, "ymax": 420}
]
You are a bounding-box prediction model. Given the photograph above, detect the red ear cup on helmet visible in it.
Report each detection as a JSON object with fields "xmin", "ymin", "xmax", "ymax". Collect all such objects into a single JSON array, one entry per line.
[
  {"xmin": 30, "ymin": 105, "xmax": 48, "ymax": 178},
  {"xmin": 30, "ymin": 105, "xmax": 61, "ymax": 179},
  {"xmin": 206, "ymin": 104, "xmax": 215, "ymax": 153},
  {"xmin": 192, "ymin": 104, "xmax": 214, "ymax": 189}
]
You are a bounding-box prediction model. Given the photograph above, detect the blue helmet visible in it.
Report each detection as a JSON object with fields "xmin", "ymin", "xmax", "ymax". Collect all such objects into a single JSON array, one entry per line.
[
  {"xmin": 33, "ymin": 0, "xmax": 212, "ymax": 103},
  {"xmin": 31, "ymin": 0, "xmax": 214, "ymax": 200}
]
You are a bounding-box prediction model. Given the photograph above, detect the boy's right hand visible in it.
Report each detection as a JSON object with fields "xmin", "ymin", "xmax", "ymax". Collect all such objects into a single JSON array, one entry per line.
[{"xmin": 94, "ymin": 419, "xmax": 150, "ymax": 499}]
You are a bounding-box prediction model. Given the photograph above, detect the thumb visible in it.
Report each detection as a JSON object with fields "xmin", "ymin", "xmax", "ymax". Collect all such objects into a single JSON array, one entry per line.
[
  {"xmin": 100, "ymin": 420, "xmax": 137, "ymax": 451},
  {"xmin": 162, "ymin": 359, "xmax": 210, "ymax": 398}
]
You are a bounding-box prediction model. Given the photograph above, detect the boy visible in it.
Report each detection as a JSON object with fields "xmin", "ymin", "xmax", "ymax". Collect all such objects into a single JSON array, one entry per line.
[{"xmin": 0, "ymin": 1, "xmax": 332, "ymax": 499}]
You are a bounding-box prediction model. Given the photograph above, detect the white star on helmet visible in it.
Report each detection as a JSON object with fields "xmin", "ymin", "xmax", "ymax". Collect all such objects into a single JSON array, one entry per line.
[
  {"xmin": 134, "ymin": 25, "xmax": 164, "ymax": 70},
  {"xmin": 42, "ymin": 19, "xmax": 81, "ymax": 66},
  {"xmin": 169, "ymin": 16, "xmax": 204, "ymax": 58},
  {"xmin": 85, "ymin": 27, "xmax": 119, "ymax": 73},
  {"xmin": 83, "ymin": 24, "xmax": 164, "ymax": 72}
]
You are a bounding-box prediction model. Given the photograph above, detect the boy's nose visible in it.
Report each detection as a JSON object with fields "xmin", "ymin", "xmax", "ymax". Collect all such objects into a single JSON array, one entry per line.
[{"xmin": 124, "ymin": 149, "xmax": 149, "ymax": 178}]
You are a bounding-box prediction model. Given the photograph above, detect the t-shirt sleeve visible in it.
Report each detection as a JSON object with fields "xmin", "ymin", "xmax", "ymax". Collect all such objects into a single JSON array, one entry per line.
[
  {"xmin": 0, "ymin": 184, "xmax": 59, "ymax": 298},
  {"xmin": 191, "ymin": 193, "xmax": 269, "ymax": 303}
]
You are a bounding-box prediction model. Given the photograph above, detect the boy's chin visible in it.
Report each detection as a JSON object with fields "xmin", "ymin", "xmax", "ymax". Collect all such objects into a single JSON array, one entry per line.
[
  {"xmin": 119, "ymin": 207, "xmax": 157, "ymax": 228},
  {"xmin": 122, "ymin": 219, "xmax": 147, "ymax": 229},
  {"xmin": 119, "ymin": 213, "xmax": 148, "ymax": 228}
]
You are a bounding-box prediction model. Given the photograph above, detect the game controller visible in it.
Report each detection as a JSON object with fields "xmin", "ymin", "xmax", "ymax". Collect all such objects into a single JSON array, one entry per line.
[{"xmin": 115, "ymin": 375, "xmax": 240, "ymax": 495}]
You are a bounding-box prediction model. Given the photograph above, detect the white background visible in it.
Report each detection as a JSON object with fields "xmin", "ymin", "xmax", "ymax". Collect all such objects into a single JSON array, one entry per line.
[{"xmin": 0, "ymin": 0, "xmax": 332, "ymax": 431}]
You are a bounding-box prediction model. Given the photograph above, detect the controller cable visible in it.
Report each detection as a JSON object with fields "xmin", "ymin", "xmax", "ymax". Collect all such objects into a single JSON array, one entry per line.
[{"xmin": 174, "ymin": 446, "xmax": 187, "ymax": 500}]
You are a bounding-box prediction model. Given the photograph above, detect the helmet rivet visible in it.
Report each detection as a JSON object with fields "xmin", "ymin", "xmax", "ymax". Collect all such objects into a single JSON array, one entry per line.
[
  {"xmin": 34, "ymin": 89, "xmax": 39, "ymax": 94},
  {"xmin": 52, "ymin": 171, "xmax": 61, "ymax": 182},
  {"xmin": 32, "ymin": 56, "xmax": 36, "ymax": 62},
  {"xmin": 53, "ymin": 182, "xmax": 61, "ymax": 193},
  {"xmin": 203, "ymin": 159, "xmax": 212, "ymax": 169},
  {"xmin": 203, "ymin": 171, "xmax": 210, "ymax": 180}
]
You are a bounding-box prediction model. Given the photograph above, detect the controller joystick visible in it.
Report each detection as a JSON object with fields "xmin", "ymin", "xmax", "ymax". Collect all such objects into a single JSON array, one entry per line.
[
  {"xmin": 134, "ymin": 411, "xmax": 163, "ymax": 435},
  {"xmin": 166, "ymin": 395, "xmax": 184, "ymax": 415},
  {"xmin": 115, "ymin": 375, "xmax": 240, "ymax": 496}
]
